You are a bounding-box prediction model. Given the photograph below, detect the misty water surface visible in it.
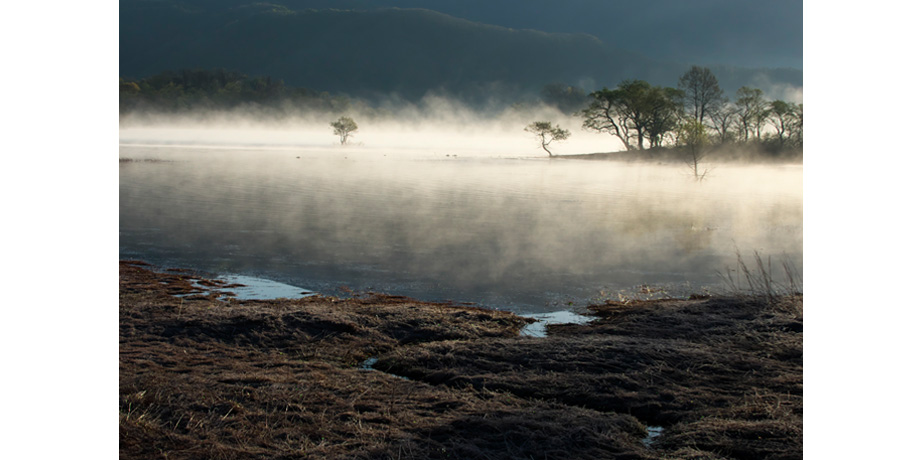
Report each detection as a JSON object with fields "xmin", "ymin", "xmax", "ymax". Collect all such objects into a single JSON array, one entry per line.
[{"xmin": 119, "ymin": 136, "xmax": 801, "ymax": 314}]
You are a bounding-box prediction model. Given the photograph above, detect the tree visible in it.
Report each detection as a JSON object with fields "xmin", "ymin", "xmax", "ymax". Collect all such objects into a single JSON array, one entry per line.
[
  {"xmin": 789, "ymin": 103, "xmax": 803, "ymax": 147},
  {"xmin": 582, "ymin": 87, "xmax": 634, "ymax": 150},
  {"xmin": 676, "ymin": 119, "xmax": 711, "ymax": 181},
  {"xmin": 525, "ymin": 121, "xmax": 571, "ymax": 157},
  {"xmin": 582, "ymin": 80, "xmax": 683, "ymax": 151},
  {"xmin": 735, "ymin": 87, "xmax": 769, "ymax": 141},
  {"xmin": 678, "ymin": 66, "xmax": 723, "ymax": 124},
  {"xmin": 768, "ymin": 100, "xmax": 791, "ymax": 147},
  {"xmin": 768, "ymin": 100, "xmax": 803, "ymax": 149},
  {"xmin": 644, "ymin": 86, "xmax": 684, "ymax": 148},
  {"xmin": 615, "ymin": 80, "xmax": 655, "ymax": 150},
  {"xmin": 708, "ymin": 99, "xmax": 738, "ymax": 144},
  {"xmin": 330, "ymin": 116, "xmax": 358, "ymax": 145}
]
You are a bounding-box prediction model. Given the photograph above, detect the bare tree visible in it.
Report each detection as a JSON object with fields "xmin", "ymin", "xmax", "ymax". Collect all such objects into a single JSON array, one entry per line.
[
  {"xmin": 735, "ymin": 87, "xmax": 768, "ymax": 142},
  {"xmin": 678, "ymin": 66, "xmax": 724, "ymax": 124},
  {"xmin": 525, "ymin": 121, "xmax": 571, "ymax": 157},
  {"xmin": 330, "ymin": 116, "xmax": 358, "ymax": 145},
  {"xmin": 708, "ymin": 100, "xmax": 738, "ymax": 144}
]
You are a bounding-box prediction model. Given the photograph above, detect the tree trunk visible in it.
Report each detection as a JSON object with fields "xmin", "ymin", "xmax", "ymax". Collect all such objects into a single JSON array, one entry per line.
[{"xmin": 541, "ymin": 133, "xmax": 553, "ymax": 157}]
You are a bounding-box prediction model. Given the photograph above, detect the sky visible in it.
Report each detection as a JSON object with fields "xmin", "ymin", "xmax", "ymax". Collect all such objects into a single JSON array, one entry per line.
[{"xmin": 4, "ymin": 1, "xmax": 920, "ymax": 458}]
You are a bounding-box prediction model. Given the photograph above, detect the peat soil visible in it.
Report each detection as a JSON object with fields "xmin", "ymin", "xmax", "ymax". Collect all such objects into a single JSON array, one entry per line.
[{"xmin": 120, "ymin": 261, "xmax": 802, "ymax": 459}]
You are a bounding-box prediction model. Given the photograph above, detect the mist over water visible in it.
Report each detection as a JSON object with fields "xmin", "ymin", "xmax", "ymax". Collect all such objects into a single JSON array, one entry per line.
[{"xmin": 120, "ymin": 121, "xmax": 802, "ymax": 314}]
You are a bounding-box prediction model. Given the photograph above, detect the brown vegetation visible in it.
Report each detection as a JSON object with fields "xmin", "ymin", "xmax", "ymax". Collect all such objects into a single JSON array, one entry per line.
[
  {"xmin": 120, "ymin": 261, "xmax": 802, "ymax": 459},
  {"xmin": 120, "ymin": 261, "xmax": 651, "ymax": 459},
  {"xmin": 379, "ymin": 296, "xmax": 802, "ymax": 459}
]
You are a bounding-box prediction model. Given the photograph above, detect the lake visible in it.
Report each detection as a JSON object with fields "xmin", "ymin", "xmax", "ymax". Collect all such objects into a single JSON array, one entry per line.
[{"xmin": 119, "ymin": 126, "xmax": 802, "ymax": 315}]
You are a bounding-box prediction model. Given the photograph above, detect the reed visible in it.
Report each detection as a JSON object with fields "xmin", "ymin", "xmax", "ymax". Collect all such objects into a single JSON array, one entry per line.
[{"xmin": 718, "ymin": 248, "xmax": 802, "ymax": 306}]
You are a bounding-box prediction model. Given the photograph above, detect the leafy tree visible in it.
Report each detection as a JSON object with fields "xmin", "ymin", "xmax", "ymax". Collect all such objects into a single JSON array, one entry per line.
[
  {"xmin": 330, "ymin": 116, "xmax": 358, "ymax": 145},
  {"xmin": 582, "ymin": 80, "xmax": 683, "ymax": 150},
  {"xmin": 678, "ymin": 66, "xmax": 723, "ymax": 124},
  {"xmin": 582, "ymin": 87, "xmax": 634, "ymax": 150},
  {"xmin": 735, "ymin": 86, "xmax": 769, "ymax": 141},
  {"xmin": 789, "ymin": 103, "xmax": 803, "ymax": 147},
  {"xmin": 768, "ymin": 100, "xmax": 804, "ymax": 148},
  {"xmin": 644, "ymin": 86, "xmax": 684, "ymax": 148},
  {"xmin": 615, "ymin": 80, "xmax": 656, "ymax": 150},
  {"xmin": 524, "ymin": 121, "xmax": 571, "ymax": 157}
]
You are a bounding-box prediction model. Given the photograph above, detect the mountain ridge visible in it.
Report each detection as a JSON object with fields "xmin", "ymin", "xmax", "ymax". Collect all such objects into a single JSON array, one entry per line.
[
  {"xmin": 122, "ymin": 0, "xmax": 803, "ymax": 70},
  {"xmin": 120, "ymin": 2, "xmax": 802, "ymax": 104}
]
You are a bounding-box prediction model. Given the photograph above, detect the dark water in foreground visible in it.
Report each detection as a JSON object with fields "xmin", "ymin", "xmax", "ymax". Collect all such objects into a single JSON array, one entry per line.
[{"xmin": 119, "ymin": 143, "xmax": 802, "ymax": 314}]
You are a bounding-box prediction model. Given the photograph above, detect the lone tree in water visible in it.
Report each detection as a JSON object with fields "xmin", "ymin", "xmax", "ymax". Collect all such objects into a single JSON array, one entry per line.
[
  {"xmin": 330, "ymin": 116, "xmax": 358, "ymax": 144},
  {"xmin": 677, "ymin": 119, "xmax": 711, "ymax": 181},
  {"xmin": 525, "ymin": 121, "xmax": 571, "ymax": 157}
]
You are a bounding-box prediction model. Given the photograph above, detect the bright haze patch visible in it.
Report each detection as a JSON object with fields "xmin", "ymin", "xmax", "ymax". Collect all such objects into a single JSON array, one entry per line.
[
  {"xmin": 120, "ymin": 113, "xmax": 802, "ymax": 314},
  {"xmin": 119, "ymin": 100, "xmax": 618, "ymax": 156}
]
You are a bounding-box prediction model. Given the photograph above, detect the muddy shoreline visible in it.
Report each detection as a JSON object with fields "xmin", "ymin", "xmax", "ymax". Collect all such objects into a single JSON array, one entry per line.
[
  {"xmin": 560, "ymin": 145, "xmax": 804, "ymax": 164},
  {"xmin": 120, "ymin": 260, "xmax": 802, "ymax": 459}
]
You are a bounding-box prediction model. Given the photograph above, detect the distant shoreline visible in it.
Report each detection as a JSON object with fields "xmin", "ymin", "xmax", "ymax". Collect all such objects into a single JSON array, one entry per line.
[{"xmin": 558, "ymin": 145, "xmax": 803, "ymax": 164}]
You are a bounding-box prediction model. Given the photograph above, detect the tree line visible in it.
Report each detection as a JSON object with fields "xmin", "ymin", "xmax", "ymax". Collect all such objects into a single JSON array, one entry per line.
[
  {"xmin": 119, "ymin": 69, "xmax": 351, "ymax": 114},
  {"xmin": 122, "ymin": 67, "xmax": 802, "ymax": 158},
  {"xmin": 574, "ymin": 66, "xmax": 802, "ymax": 153}
]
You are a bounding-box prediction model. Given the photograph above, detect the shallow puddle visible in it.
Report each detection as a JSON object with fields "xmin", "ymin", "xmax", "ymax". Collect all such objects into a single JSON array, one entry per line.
[
  {"xmin": 174, "ymin": 274, "xmax": 317, "ymax": 300},
  {"xmin": 359, "ymin": 357, "xmax": 379, "ymax": 370},
  {"xmin": 520, "ymin": 310, "xmax": 593, "ymax": 337},
  {"xmin": 216, "ymin": 274, "xmax": 316, "ymax": 300},
  {"xmin": 359, "ymin": 357, "xmax": 408, "ymax": 380},
  {"xmin": 643, "ymin": 425, "xmax": 664, "ymax": 447}
]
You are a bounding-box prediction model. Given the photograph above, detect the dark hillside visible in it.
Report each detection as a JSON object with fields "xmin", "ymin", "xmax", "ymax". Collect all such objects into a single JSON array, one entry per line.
[
  {"xmin": 120, "ymin": 2, "xmax": 802, "ymax": 104},
  {"xmin": 123, "ymin": 0, "xmax": 803, "ymax": 70},
  {"xmin": 121, "ymin": 3, "xmax": 657, "ymax": 102}
]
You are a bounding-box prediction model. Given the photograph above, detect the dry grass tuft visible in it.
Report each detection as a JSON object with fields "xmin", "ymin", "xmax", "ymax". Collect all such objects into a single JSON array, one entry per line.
[{"xmin": 718, "ymin": 249, "xmax": 802, "ymax": 314}]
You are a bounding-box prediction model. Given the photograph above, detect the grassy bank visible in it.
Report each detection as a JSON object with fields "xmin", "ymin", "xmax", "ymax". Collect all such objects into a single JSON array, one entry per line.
[{"xmin": 120, "ymin": 261, "xmax": 802, "ymax": 459}]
